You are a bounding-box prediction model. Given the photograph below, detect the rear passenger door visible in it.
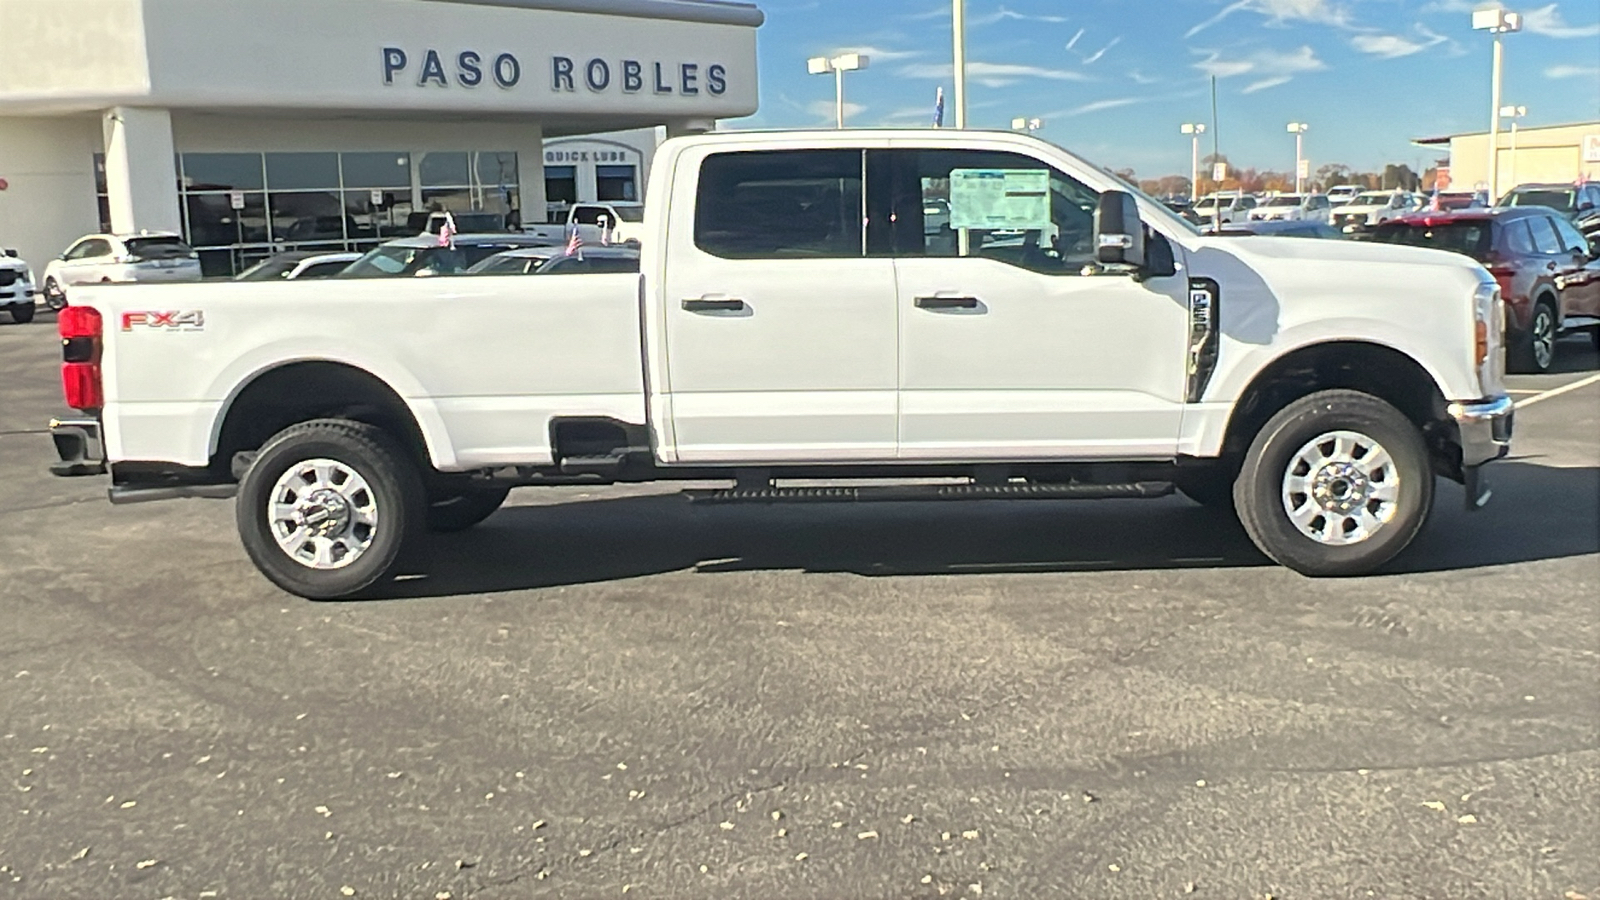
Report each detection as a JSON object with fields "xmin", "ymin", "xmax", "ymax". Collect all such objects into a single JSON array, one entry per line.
[
  {"xmin": 1550, "ymin": 215, "xmax": 1600, "ymax": 318},
  {"xmin": 658, "ymin": 145, "xmax": 900, "ymax": 463}
]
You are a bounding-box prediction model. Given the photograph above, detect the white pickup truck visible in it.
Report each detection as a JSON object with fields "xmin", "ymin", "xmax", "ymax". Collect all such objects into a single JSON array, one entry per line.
[
  {"xmin": 49, "ymin": 129, "xmax": 1513, "ymax": 599},
  {"xmin": 522, "ymin": 202, "xmax": 646, "ymax": 246}
]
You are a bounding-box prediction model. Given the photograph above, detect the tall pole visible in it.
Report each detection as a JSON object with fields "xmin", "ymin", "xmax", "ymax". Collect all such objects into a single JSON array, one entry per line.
[
  {"xmin": 1508, "ymin": 119, "xmax": 1519, "ymax": 188},
  {"xmin": 1295, "ymin": 131, "xmax": 1305, "ymax": 193},
  {"xmin": 1191, "ymin": 133, "xmax": 1200, "ymax": 203},
  {"xmin": 1488, "ymin": 31, "xmax": 1504, "ymax": 202},
  {"xmin": 834, "ymin": 67, "xmax": 845, "ymax": 128},
  {"xmin": 952, "ymin": 0, "xmax": 967, "ymax": 128},
  {"xmin": 1210, "ymin": 76, "xmax": 1221, "ymax": 231}
]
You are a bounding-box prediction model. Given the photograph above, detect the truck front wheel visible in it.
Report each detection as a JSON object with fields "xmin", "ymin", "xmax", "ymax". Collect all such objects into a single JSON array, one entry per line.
[
  {"xmin": 1234, "ymin": 390, "xmax": 1433, "ymax": 576},
  {"xmin": 236, "ymin": 419, "xmax": 424, "ymax": 600}
]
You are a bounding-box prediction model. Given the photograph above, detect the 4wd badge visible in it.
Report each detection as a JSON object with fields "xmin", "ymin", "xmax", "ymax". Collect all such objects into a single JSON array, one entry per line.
[{"xmin": 121, "ymin": 311, "xmax": 205, "ymax": 332}]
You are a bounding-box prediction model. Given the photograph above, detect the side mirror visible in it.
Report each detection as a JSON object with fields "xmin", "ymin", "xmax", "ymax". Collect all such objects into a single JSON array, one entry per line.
[{"xmin": 1095, "ymin": 190, "xmax": 1145, "ymax": 268}]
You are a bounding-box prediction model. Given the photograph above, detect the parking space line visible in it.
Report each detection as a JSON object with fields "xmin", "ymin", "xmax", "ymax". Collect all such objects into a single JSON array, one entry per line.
[{"xmin": 1514, "ymin": 373, "xmax": 1600, "ymax": 410}]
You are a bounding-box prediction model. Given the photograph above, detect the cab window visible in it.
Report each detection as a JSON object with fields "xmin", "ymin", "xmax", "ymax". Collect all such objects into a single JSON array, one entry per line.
[
  {"xmin": 868, "ymin": 148, "xmax": 1101, "ymax": 275},
  {"xmin": 694, "ymin": 149, "xmax": 864, "ymax": 259}
]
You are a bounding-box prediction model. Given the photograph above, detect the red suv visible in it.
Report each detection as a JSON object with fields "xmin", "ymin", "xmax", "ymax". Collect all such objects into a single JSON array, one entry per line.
[{"xmin": 1370, "ymin": 207, "xmax": 1598, "ymax": 372}]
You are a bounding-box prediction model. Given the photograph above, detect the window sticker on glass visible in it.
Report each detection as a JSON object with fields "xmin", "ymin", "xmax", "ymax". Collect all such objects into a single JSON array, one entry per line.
[{"xmin": 948, "ymin": 169, "xmax": 1051, "ymax": 231}]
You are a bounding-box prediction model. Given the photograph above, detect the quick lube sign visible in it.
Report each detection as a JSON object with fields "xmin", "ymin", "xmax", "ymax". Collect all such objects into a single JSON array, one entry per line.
[{"xmin": 381, "ymin": 48, "xmax": 728, "ymax": 97}]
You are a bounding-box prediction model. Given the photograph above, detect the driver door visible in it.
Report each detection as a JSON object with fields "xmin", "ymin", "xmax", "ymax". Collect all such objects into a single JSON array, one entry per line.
[{"xmin": 877, "ymin": 146, "xmax": 1190, "ymax": 460}]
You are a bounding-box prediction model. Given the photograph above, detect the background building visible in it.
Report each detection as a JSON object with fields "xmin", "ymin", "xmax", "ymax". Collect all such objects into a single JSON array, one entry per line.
[
  {"xmin": 1416, "ymin": 121, "xmax": 1600, "ymax": 199},
  {"xmin": 0, "ymin": 0, "xmax": 760, "ymax": 274}
]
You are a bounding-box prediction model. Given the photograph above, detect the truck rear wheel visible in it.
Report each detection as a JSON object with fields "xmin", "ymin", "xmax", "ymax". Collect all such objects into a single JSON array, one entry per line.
[
  {"xmin": 427, "ymin": 487, "xmax": 510, "ymax": 532},
  {"xmin": 1234, "ymin": 390, "xmax": 1433, "ymax": 576},
  {"xmin": 236, "ymin": 419, "xmax": 424, "ymax": 600},
  {"xmin": 9, "ymin": 304, "xmax": 35, "ymax": 324}
]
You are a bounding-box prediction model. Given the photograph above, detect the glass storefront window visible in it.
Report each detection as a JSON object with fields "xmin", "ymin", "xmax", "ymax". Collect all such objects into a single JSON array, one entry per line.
[
  {"xmin": 596, "ymin": 164, "xmax": 638, "ymax": 202},
  {"xmin": 341, "ymin": 152, "xmax": 412, "ymax": 188},
  {"xmin": 270, "ymin": 190, "xmax": 347, "ymax": 244},
  {"xmin": 184, "ymin": 192, "xmax": 269, "ymax": 246},
  {"xmin": 420, "ymin": 152, "xmax": 470, "ymax": 187},
  {"xmin": 265, "ymin": 153, "xmax": 340, "ymax": 191},
  {"xmin": 182, "ymin": 153, "xmax": 265, "ymax": 191},
  {"xmin": 546, "ymin": 166, "xmax": 578, "ymax": 205}
]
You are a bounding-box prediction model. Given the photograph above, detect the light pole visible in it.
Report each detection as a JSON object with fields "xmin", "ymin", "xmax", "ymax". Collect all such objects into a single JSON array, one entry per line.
[
  {"xmin": 1011, "ymin": 117, "xmax": 1042, "ymax": 134},
  {"xmin": 1287, "ymin": 122, "xmax": 1309, "ymax": 194},
  {"xmin": 952, "ymin": 0, "xmax": 968, "ymax": 128},
  {"xmin": 1473, "ymin": 7, "xmax": 1522, "ymax": 203},
  {"xmin": 806, "ymin": 53, "xmax": 870, "ymax": 128},
  {"xmin": 1500, "ymin": 104, "xmax": 1526, "ymax": 192},
  {"xmin": 1181, "ymin": 123, "xmax": 1206, "ymax": 202}
]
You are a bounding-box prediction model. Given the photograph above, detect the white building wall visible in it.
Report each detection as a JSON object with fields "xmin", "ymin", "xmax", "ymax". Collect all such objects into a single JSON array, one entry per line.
[{"xmin": 0, "ymin": 116, "xmax": 102, "ymax": 272}]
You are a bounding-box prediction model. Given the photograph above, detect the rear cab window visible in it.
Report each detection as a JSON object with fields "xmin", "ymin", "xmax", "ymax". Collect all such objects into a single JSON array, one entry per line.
[
  {"xmin": 124, "ymin": 237, "xmax": 195, "ymax": 260},
  {"xmin": 694, "ymin": 149, "xmax": 864, "ymax": 259},
  {"xmin": 1371, "ymin": 220, "xmax": 1492, "ymax": 261}
]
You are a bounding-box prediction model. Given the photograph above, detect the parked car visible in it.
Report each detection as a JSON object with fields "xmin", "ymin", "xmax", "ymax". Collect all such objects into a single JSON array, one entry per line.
[
  {"xmin": 464, "ymin": 246, "xmax": 569, "ymax": 276},
  {"xmin": 1248, "ymin": 193, "xmax": 1333, "ymax": 223},
  {"xmin": 49, "ymin": 128, "xmax": 1514, "ymax": 600},
  {"xmin": 234, "ymin": 251, "xmax": 362, "ymax": 282},
  {"xmin": 1183, "ymin": 192, "xmax": 1256, "ymax": 225},
  {"xmin": 0, "ymin": 248, "xmax": 36, "ymax": 324},
  {"xmin": 408, "ymin": 210, "xmax": 509, "ymax": 235},
  {"xmin": 1496, "ymin": 182, "xmax": 1600, "ymax": 222},
  {"xmin": 341, "ymin": 234, "xmax": 557, "ymax": 279},
  {"xmin": 532, "ymin": 246, "xmax": 641, "ymax": 274},
  {"xmin": 523, "ymin": 203, "xmax": 646, "ymax": 246},
  {"xmin": 1431, "ymin": 191, "xmax": 1488, "ymax": 211},
  {"xmin": 1326, "ymin": 185, "xmax": 1362, "ymax": 206},
  {"xmin": 40, "ymin": 232, "xmax": 202, "ymax": 309},
  {"xmin": 1331, "ymin": 191, "xmax": 1415, "ymax": 236},
  {"xmin": 1370, "ymin": 207, "xmax": 1598, "ymax": 372}
]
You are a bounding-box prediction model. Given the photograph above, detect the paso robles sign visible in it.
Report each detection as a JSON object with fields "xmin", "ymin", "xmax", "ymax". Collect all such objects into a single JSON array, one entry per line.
[{"xmin": 381, "ymin": 47, "xmax": 728, "ymax": 98}]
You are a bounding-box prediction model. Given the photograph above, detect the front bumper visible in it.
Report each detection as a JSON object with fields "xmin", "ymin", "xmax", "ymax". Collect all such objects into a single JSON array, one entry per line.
[
  {"xmin": 49, "ymin": 417, "xmax": 107, "ymax": 477},
  {"xmin": 1448, "ymin": 394, "xmax": 1514, "ymax": 510}
]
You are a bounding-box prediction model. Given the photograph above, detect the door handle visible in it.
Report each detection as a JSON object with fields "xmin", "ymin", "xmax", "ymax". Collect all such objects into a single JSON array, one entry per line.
[
  {"xmin": 682, "ymin": 297, "xmax": 747, "ymax": 312},
  {"xmin": 915, "ymin": 295, "xmax": 980, "ymax": 310}
]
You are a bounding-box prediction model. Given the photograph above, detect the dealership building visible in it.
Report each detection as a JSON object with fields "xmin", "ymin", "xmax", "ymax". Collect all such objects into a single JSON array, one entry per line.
[
  {"xmin": 0, "ymin": 0, "xmax": 760, "ymax": 274},
  {"xmin": 1415, "ymin": 120, "xmax": 1600, "ymax": 200}
]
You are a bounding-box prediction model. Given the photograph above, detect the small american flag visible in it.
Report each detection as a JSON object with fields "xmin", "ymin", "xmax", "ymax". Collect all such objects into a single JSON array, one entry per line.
[
  {"xmin": 1429, "ymin": 183, "xmax": 1442, "ymax": 211},
  {"xmin": 564, "ymin": 221, "xmax": 583, "ymax": 259},
  {"xmin": 933, "ymin": 87, "xmax": 945, "ymax": 128}
]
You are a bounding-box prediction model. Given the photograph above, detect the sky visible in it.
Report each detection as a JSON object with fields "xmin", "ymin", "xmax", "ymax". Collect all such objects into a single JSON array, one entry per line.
[{"xmin": 733, "ymin": 0, "xmax": 1600, "ymax": 178}]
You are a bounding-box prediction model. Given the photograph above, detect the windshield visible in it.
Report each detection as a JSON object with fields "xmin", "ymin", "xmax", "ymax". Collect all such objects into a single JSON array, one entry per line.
[
  {"xmin": 1353, "ymin": 193, "xmax": 1392, "ymax": 206},
  {"xmin": 1265, "ymin": 196, "xmax": 1302, "ymax": 207},
  {"xmin": 1503, "ymin": 189, "xmax": 1575, "ymax": 212},
  {"xmin": 344, "ymin": 242, "xmax": 525, "ymax": 278},
  {"xmin": 124, "ymin": 237, "xmax": 195, "ymax": 259},
  {"xmin": 467, "ymin": 253, "xmax": 546, "ymax": 275},
  {"xmin": 1370, "ymin": 221, "xmax": 1492, "ymax": 261},
  {"xmin": 610, "ymin": 206, "xmax": 645, "ymax": 223}
]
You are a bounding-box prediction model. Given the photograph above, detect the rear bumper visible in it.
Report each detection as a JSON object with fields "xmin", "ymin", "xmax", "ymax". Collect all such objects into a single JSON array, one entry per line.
[
  {"xmin": 49, "ymin": 417, "xmax": 107, "ymax": 476},
  {"xmin": 1448, "ymin": 394, "xmax": 1514, "ymax": 510}
]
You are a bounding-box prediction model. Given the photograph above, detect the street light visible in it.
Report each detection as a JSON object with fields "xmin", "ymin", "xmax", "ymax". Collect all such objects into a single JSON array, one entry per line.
[
  {"xmin": 952, "ymin": 0, "xmax": 968, "ymax": 128},
  {"xmin": 1473, "ymin": 6, "xmax": 1522, "ymax": 202},
  {"xmin": 806, "ymin": 52, "xmax": 870, "ymax": 128},
  {"xmin": 1500, "ymin": 104, "xmax": 1527, "ymax": 192},
  {"xmin": 1287, "ymin": 122, "xmax": 1309, "ymax": 194},
  {"xmin": 1011, "ymin": 117, "xmax": 1042, "ymax": 133},
  {"xmin": 1181, "ymin": 123, "xmax": 1206, "ymax": 202}
]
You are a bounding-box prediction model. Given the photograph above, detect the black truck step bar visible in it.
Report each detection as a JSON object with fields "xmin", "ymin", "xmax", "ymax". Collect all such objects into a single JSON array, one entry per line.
[{"xmin": 687, "ymin": 481, "xmax": 1175, "ymax": 504}]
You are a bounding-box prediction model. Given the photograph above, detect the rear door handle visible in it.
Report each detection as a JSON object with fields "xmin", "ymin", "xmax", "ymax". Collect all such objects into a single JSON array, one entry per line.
[
  {"xmin": 682, "ymin": 298, "xmax": 747, "ymax": 312},
  {"xmin": 915, "ymin": 295, "xmax": 980, "ymax": 310}
]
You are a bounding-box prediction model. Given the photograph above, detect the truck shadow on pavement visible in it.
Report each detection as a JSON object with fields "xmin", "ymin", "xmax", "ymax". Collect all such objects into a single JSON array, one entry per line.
[{"xmin": 378, "ymin": 460, "xmax": 1598, "ymax": 599}]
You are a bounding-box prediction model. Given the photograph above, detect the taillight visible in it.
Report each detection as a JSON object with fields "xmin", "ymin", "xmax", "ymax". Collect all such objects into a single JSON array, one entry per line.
[
  {"xmin": 58, "ymin": 306, "xmax": 104, "ymax": 411},
  {"xmin": 1475, "ymin": 320, "xmax": 1489, "ymax": 368}
]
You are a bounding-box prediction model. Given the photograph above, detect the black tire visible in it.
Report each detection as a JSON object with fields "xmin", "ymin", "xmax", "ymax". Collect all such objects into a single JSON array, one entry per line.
[
  {"xmin": 1234, "ymin": 390, "xmax": 1434, "ymax": 577},
  {"xmin": 7, "ymin": 304, "xmax": 33, "ymax": 324},
  {"xmin": 1509, "ymin": 298, "xmax": 1557, "ymax": 374},
  {"xmin": 427, "ymin": 487, "xmax": 511, "ymax": 532},
  {"xmin": 235, "ymin": 419, "xmax": 424, "ymax": 600},
  {"xmin": 42, "ymin": 278, "xmax": 66, "ymax": 311}
]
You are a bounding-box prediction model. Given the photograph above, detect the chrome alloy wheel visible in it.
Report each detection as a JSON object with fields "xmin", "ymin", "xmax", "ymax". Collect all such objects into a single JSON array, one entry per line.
[
  {"xmin": 267, "ymin": 459, "xmax": 379, "ymax": 570},
  {"xmin": 1281, "ymin": 430, "xmax": 1399, "ymax": 546},
  {"xmin": 1531, "ymin": 305, "xmax": 1555, "ymax": 371}
]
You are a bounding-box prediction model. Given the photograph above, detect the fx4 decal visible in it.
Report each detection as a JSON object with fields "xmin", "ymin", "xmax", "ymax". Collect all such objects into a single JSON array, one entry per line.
[{"xmin": 121, "ymin": 311, "xmax": 205, "ymax": 332}]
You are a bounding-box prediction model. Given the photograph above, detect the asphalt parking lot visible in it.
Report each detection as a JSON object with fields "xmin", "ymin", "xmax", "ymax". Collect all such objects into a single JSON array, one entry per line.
[{"xmin": 1, "ymin": 311, "xmax": 1596, "ymax": 900}]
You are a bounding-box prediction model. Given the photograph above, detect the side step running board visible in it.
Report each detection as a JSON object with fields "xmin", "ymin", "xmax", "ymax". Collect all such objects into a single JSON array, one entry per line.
[{"xmin": 688, "ymin": 481, "xmax": 1174, "ymax": 504}]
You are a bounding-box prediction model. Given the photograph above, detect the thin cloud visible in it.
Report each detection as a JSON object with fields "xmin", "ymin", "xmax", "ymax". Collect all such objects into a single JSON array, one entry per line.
[
  {"xmin": 969, "ymin": 5, "xmax": 1071, "ymax": 26},
  {"xmin": 1520, "ymin": 3, "xmax": 1600, "ymax": 38},
  {"xmin": 1243, "ymin": 76, "xmax": 1292, "ymax": 92},
  {"xmin": 828, "ymin": 44, "xmax": 923, "ymax": 62},
  {"xmin": 806, "ymin": 99, "xmax": 867, "ymax": 124},
  {"xmin": 898, "ymin": 61, "xmax": 1093, "ymax": 87},
  {"xmin": 1082, "ymin": 37, "xmax": 1122, "ymax": 65},
  {"xmin": 1351, "ymin": 24, "xmax": 1448, "ymax": 58},
  {"xmin": 1194, "ymin": 45, "xmax": 1326, "ymax": 79},
  {"xmin": 1066, "ymin": 28, "xmax": 1086, "ymax": 50},
  {"xmin": 1062, "ymin": 97, "xmax": 1142, "ymax": 116},
  {"xmin": 1546, "ymin": 64, "xmax": 1600, "ymax": 78},
  {"xmin": 1186, "ymin": 0, "xmax": 1352, "ymax": 38}
]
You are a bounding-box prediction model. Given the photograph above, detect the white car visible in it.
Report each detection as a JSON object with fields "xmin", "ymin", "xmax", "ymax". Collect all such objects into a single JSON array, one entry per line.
[
  {"xmin": 1330, "ymin": 191, "xmax": 1416, "ymax": 235},
  {"xmin": 1326, "ymin": 185, "xmax": 1362, "ymax": 207},
  {"xmin": 234, "ymin": 251, "xmax": 362, "ymax": 282},
  {"xmin": 1, "ymin": 249, "xmax": 37, "ymax": 324},
  {"xmin": 1249, "ymin": 194, "xmax": 1333, "ymax": 223},
  {"xmin": 1184, "ymin": 192, "xmax": 1257, "ymax": 225},
  {"xmin": 41, "ymin": 232, "xmax": 202, "ymax": 309}
]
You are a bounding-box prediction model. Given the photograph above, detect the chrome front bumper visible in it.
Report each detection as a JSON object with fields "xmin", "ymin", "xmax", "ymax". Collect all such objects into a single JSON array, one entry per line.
[{"xmin": 1447, "ymin": 394, "xmax": 1514, "ymax": 510}]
